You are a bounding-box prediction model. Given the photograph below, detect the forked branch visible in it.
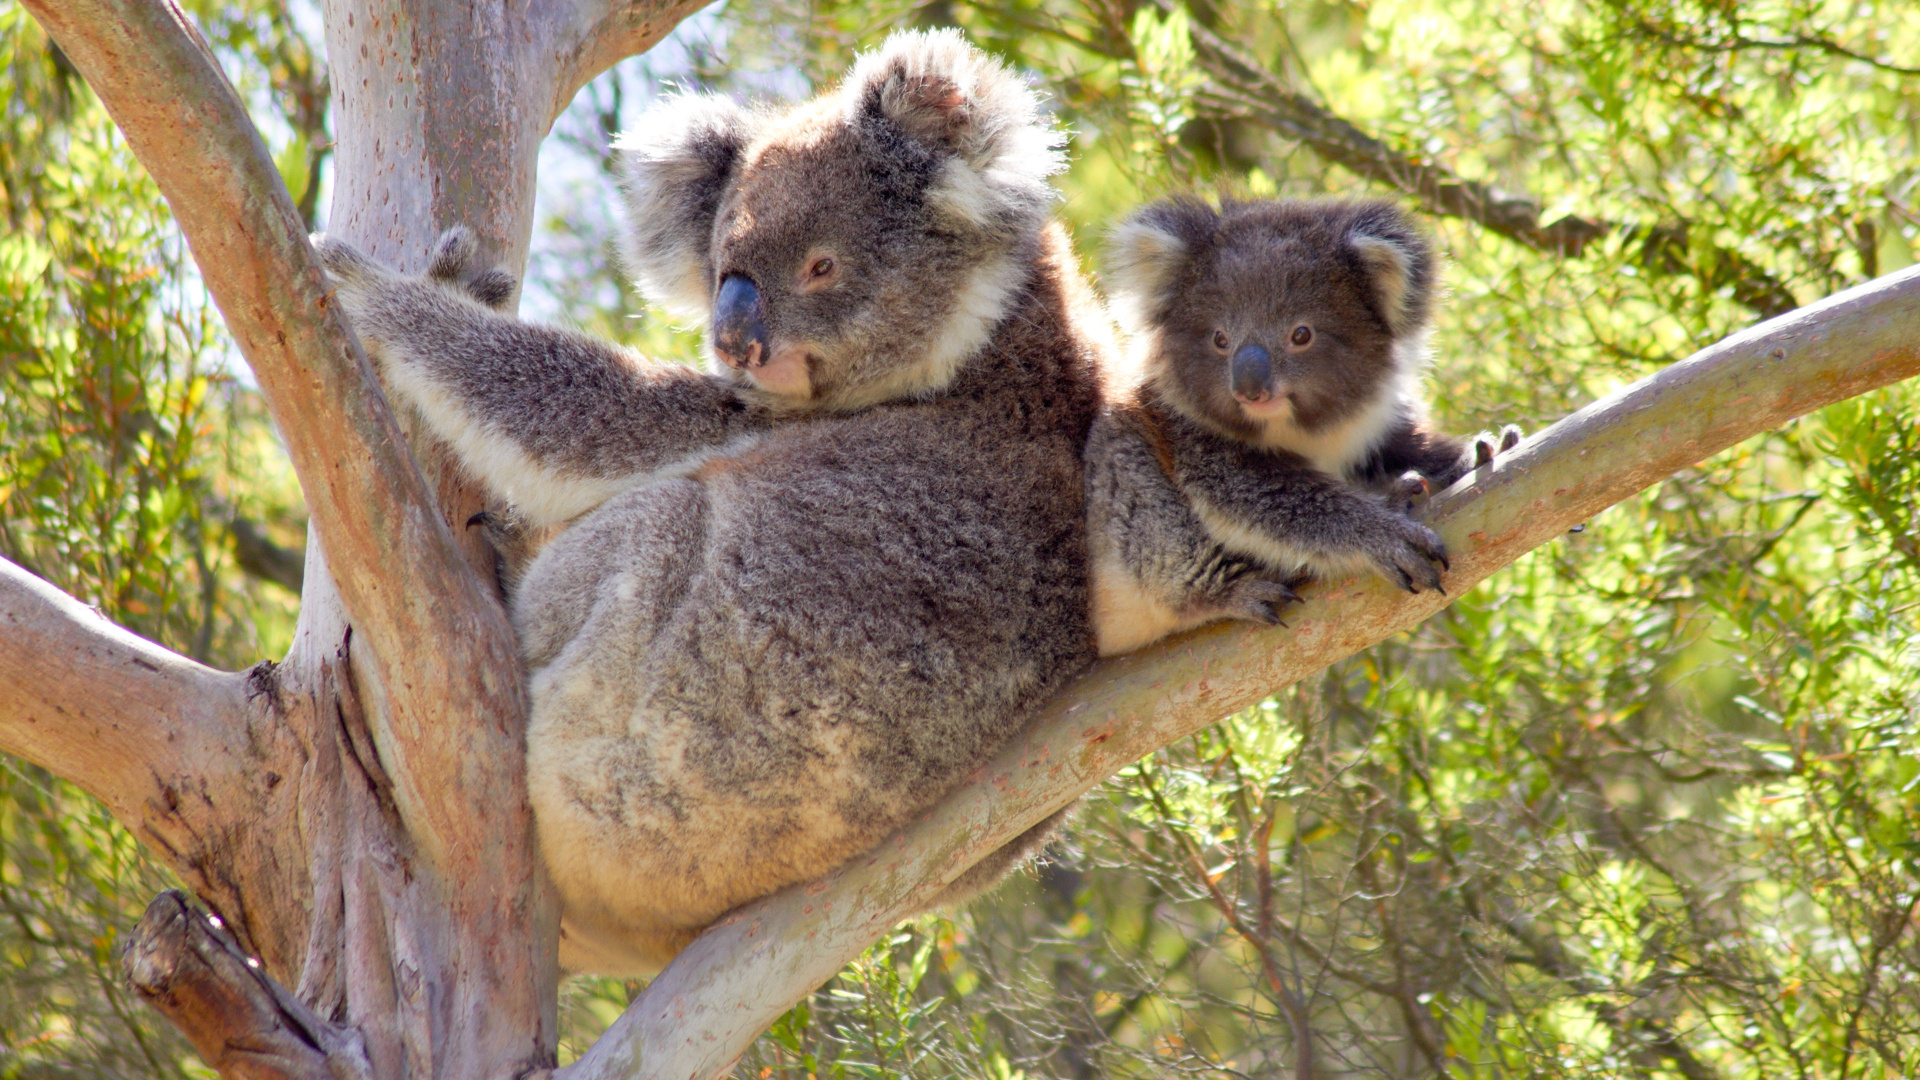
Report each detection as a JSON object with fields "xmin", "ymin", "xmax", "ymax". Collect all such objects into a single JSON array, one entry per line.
[
  {"xmin": 0, "ymin": 558, "xmax": 247, "ymax": 831},
  {"xmin": 17, "ymin": 0, "xmax": 523, "ymax": 863},
  {"xmin": 561, "ymin": 265, "xmax": 1920, "ymax": 1080}
]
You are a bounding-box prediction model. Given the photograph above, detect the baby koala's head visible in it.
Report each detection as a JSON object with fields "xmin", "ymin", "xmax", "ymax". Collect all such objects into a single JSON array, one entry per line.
[{"xmin": 1106, "ymin": 197, "xmax": 1434, "ymax": 461}]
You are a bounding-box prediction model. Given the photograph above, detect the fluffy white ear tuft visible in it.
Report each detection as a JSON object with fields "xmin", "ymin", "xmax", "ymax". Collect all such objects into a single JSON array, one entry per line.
[
  {"xmin": 614, "ymin": 94, "xmax": 756, "ymax": 321},
  {"xmin": 1343, "ymin": 202, "xmax": 1434, "ymax": 336},
  {"xmin": 1349, "ymin": 235, "xmax": 1414, "ymax": 333},
  {"xmin": 1103, "ymin": 198, "xmax": 1214, "ymax": 335},
  {"xmin": 846, "ymin": 29, "xmax": 1064, "ymax": 238}
]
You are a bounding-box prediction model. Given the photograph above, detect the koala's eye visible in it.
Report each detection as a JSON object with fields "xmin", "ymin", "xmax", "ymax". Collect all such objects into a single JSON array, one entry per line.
[
  {"xmin": 1289, "ymin": 325, "xmax": 1314, "ymax": 348},
  {"xmin": 797, "ymin": 255, "xmax": 839, "ymax": 295},
  {"xmin": 1211, "ymin": 329, "xmax": 1230, "ymax": 352}
]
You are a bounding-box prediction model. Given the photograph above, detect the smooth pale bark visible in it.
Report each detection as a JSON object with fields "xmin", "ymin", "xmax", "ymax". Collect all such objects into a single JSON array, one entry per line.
[
  {"xmin": 560, "ymin": 264, "xmax": 1920, "ymax": 1080},
  {"xmin": 11, "ymin": 0, "xmax": 1920, "ymax": 1076},
  {"xmin": 11, "ymin": 0, "xmax": 706, "ymax": 1076}
]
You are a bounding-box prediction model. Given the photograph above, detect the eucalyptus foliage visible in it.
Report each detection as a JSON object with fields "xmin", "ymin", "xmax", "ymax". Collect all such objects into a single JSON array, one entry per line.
[{"xmin": 4, "ymin": 0, "xmax": 1919, "ymax": 1077}]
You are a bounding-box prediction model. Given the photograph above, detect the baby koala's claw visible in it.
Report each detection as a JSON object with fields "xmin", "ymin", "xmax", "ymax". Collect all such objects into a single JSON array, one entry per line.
[
  {"xmin": 1367, "ymin": 516, "xmax": 1449, "ymax": 595},
  {"xmin": 1391, "ymin": 469, "xmax": 1432, "ymax": 511},
  {"xmin": 428, "ymin": 227, "xmax": 479, "ymax": 281},
  {"xmin": 1225, "ymin": 576, "xmax": 1303, "ymax": 626},
  {"xmin": 1473, "ymin": 424, "xmax": 1526, "ymax": 467}
]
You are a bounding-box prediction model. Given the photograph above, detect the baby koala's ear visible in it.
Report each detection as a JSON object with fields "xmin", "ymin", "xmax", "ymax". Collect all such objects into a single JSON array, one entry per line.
[
  {"xmin": 614, "ymin": 93, "xmax": 756, "ymax": 321},
  {"xmin": 1105, "ymin": 197, "xmax": 1216, "ymax": 333},
  {"xmin": 847, "ymin": 29, "xmax": 1063, "ymax": 237},
  {"xmin": 1344, "ymin": 202, "xmax": 1435, "ymax": 336}
]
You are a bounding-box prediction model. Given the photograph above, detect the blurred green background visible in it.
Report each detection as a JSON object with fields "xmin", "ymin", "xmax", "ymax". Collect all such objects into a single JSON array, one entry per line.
[{"xmin": 3, "ymin": 0, "xmax": 1918, "ymax": 1076}]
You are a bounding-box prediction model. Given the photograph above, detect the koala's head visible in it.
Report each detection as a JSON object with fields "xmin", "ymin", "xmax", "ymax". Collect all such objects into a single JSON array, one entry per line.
[
  {"xmin": 1106, "ymin": 197, "xmax": 1434, "ymax": 451},
  {"xmin": 614, "ymin": 30, "xmax": 1063, "ymax": 411}
]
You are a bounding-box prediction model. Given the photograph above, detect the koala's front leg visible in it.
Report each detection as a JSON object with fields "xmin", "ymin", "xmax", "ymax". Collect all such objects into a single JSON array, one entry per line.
[
  {"xmin": 315, "ymin": 229, "xmax": 762, "ymax": 528},
  {"xmin": 1087, "ymin": 416, "xmax": 1305, "ymax": 656},
  {"xmin": 1175, "ymin": 436, "xmax": 1451, "ymax": 594}
]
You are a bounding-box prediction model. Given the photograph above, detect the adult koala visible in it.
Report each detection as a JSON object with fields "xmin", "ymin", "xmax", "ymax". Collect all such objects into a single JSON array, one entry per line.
[{"xmin": 316, "ymin": 30, "xmax": 1107, "ymax": 975}]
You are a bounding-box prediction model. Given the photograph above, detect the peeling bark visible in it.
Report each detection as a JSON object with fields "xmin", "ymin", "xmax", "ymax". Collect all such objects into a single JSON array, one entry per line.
[{"xmin": 126, "ymin": 890, "xmax": 371, "ymax": 1080}]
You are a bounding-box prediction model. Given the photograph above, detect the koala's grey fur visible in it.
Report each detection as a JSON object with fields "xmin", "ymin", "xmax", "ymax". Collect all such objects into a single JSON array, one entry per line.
[
  {"xmin": 1086, "ymin": 197, "xmax": 1520, "ymax": 656},
  {"xmin": 316, "ymin": 31, "xmax": 1108, "ymax": 977}
]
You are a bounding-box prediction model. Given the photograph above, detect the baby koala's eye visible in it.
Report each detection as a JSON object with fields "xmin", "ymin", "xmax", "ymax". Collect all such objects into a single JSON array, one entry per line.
[
  {"xmin": 810, "ymin": 257, "xmax": 835, "ymax": 278},
  {"xmin": 1289, "ymin": 324, "xmax": 1314, "ymax": 349},
  {"xmin": 1211, "ymin": 329, "xmax": 1230, "ymax": 352}
]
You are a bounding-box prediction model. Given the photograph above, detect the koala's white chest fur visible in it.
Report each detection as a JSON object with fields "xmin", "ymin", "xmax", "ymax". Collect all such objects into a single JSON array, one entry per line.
[{"xmin": 1249, "ymin": 351, "xmax": 1420, "ymax": 480}]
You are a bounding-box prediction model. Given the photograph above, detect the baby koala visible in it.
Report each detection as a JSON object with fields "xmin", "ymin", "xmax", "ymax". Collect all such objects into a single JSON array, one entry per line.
[{"xmin": 1086, "ymin": 196, "xmax": 1520, "ymax": 656}]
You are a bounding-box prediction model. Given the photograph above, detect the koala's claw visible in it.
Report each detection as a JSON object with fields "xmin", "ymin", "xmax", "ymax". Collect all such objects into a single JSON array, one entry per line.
[
  {"xmin": 1391, "ymin": 469, "xmax": 1432, "ymax": 510},
  {"xmin": 429, "ymin": 228, "xmax": 479, "ymax": 281},
  {"xmin": 1473, "ymin": 424, "xmax": 1525, "ymax": 467},
  {"xmin": 1225, "ymin": 577, "xmax": 1302, "ymax": 626},
  {"xmin": 425, "ymin": 227, "xmax": 517, "ymax": 309},
  {"xmin": 311, "ymin": 233, "xmax": 378, "ymax": 286},
  {"xmin": 1367, "ymin": 517, "xmax": 1449, "ymax": 595},
  {"xmin": 466, "ymin": 268, "xmax": 517, "ymax": 310}
]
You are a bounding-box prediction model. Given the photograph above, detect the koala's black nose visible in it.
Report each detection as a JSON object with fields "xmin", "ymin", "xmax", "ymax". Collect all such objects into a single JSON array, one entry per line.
[
  {"xmin": 1231, "ymin": 343, "xmax": 1274, "ymax": 403},
  {"xmin": 712, "ymin": 274, "xmax": 770, "ymax": 369}
]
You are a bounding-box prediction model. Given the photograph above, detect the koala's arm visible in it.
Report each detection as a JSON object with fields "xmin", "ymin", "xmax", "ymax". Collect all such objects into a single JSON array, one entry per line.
[
  {"xmin": 1086, "ymin": 414, "xmax": 1301, "ymax": 656},
  {"xmin": 315, "ymin": 230, "xmax": 763, "ymax": 528},
  {"xmin": 1167, "ymin": 422, "xmax": 1451, "ymax": 593},
  {"xmin": 1359, "ymin": 413, "xmax": 1525, "ymax": 497}
]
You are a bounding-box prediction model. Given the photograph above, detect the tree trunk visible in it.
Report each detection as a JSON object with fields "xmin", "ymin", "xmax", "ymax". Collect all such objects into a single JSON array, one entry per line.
[
  {"xmin": 6, "ymin": 0, "xmax": 702, "ymax": 1077},
  {"xmin": 1, "ymin": 1, "xmax": 1917, "ymax": 1078}
]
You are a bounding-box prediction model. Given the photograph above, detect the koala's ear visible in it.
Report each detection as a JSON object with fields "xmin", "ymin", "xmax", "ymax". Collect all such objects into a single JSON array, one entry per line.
[
  {"xmin": 845, "ymin": 29, "xmax": 1064, "ymax": 237},
  {"xmin": 613, "ymin": 93, "xmax": 755, "ymax": 321},
  {"xmin": 1345, "ymin": 202, "xmax": 1435, "ymax": 336},
  {"xmin": 1104, "ymin": 197, "xmax": 1216, "ymax": 333}
]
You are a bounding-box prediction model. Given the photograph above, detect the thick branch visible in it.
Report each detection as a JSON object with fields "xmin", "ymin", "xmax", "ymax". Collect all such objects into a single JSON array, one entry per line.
[
  {"xmin": 125, "ymin": 890, "xmax": 370, "ymax": 1080},
  {"xmin": 20, "ymin": 0, "xmax": 521, "ymax": 863},
  {"xmin": 561, "ymin": 265, "xmax": 1920, "ymax": 1080},
  {"xmin": 0, "ymin": 557, "xmax": 324, "ymax": 971},
  {"xmin": 0, "ymin": 558, "xmax": 245, "ymax": 825}
]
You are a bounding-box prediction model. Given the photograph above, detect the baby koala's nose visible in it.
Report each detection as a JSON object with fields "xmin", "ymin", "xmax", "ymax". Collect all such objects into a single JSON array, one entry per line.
[
  {"xmin": 1231, "ymin": 343, "xmax": 1274, "ymax": 403},
  {"xmin": 712, "ymin": 274, "xmax": 771, "ymax": 370}
]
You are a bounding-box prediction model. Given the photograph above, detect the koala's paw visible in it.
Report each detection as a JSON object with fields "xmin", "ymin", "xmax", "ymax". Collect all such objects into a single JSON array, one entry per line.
[
  {"xmin": 468, "ymin": 508, "xmax": 540, "ymax": 597},
  {"xmin": 1360, "ymin": 514, "xmax": 1450, "ymax": 594},
  {"xmin": 1222, "ymin": 575, "xmax": 1305, "ymax": 626},
  {"xmin": 1391, "ymin": 469, "xmax": 1432, "ymax": 511},
  {"xmin": 1472, "ymin": 424, "xmax": 1525, "ymax": 467},
  {"xmin": 427, "ymin": 227, "xmax": 518, "ymax": 311},
  {"xmin": 312, "ymin": 233, "xmax": 383, "ymax": 290}
]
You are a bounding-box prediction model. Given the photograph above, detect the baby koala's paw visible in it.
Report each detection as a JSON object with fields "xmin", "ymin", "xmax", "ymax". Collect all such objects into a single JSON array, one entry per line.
[
  {"xmin": 1390, "ymin": 469, "xmax": 1432, "ymax": 511},
  {"xmin": 1472, "ymin": 424, "xmax": 1525, "ymax": 467},
  {"xmin": 1222, "ymin": 574, "xmax": 1306, "ymax": 626},
  {"xmin": 1359, "ymin": 512, "xmax": 1450, "ymax": 594},
  {"xmin": 427, "ymin": 227, "xmax": 517, "ymax": 311}
]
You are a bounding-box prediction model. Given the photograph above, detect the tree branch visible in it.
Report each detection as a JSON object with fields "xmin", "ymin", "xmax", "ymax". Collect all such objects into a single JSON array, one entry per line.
[
  {"xmin": 0, "ymin": 558, "xmax": 246, "ymax": 828},
  {"xmin": 125, "ymin": 890, "xmax": 371, "ymax": 1080},
  {"xmin": 1177, "ymin": 19, "xmax": 1803, "ymax": 318},
  {"xmin": 546, "ymin": 0, "xmax": 715, "ymax": 123},
  {"xmin": 560, "ymin": 264, "xmax": 1920, "ymax": 1080},
  {"xmin": 19, "ymin": 0, "xmax": 522, "ymax": 865},
  {"xmin": 0, "ymin": 557, "xmax": 330, "ymax": 970}
]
